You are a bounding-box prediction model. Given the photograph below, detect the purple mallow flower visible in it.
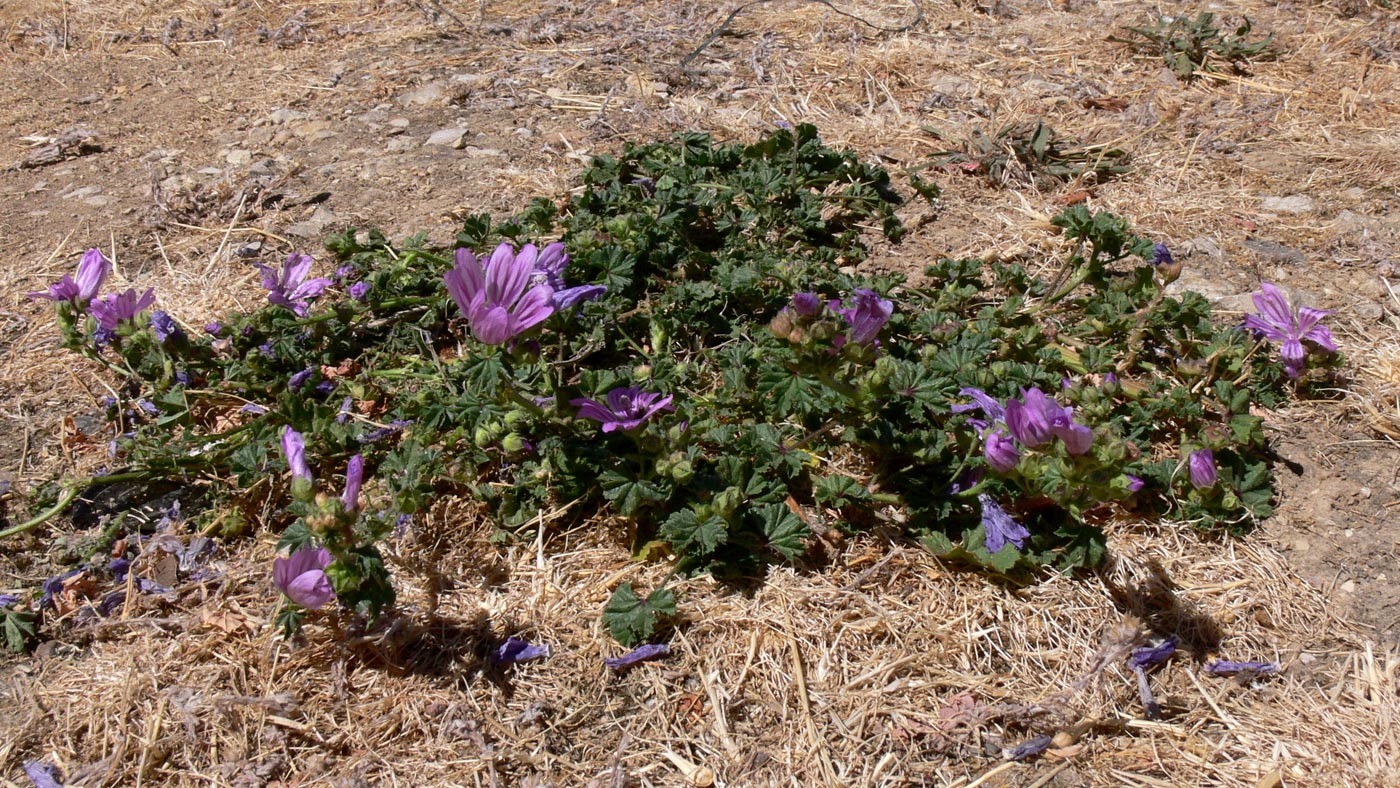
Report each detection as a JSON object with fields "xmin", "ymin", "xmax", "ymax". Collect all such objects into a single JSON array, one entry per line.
[
  {"xmin": 341, "ymin": 454, "xmax": 364, "ymax": 512},
  {"xmin": 359, "ymin": 419, "xmax": 411, "ymax": 444},
  {"xmin": 1205, "ymin": 660, "xmax": 1279, "ymax": 676},
  {"xmin": 1152, "ymin": 243, "xmax": 1174, "ymax": 266},
  {"xmin": 604, "ymin": 643, "xmax": 670, "ymax": 670},
  {"xmin": 255, "ymin": 253, "xmax": 333, "ymax": 317},
  {"xmin": 348, "ymin": 281, "xmax": 371, "ymax": 302},
  {"xmin": 979, "ymin": 494, "xmax": 1030, "ymax": 553},
  {"xmin": 983, "ymin": 426, "xmax": 1020, "ymax": 473},
  {"xmin": 0, "ymin": 593, "xmax": 19, "ymax": 608},
  {"xmin": 445, "ymin": 243, "xmax": 555, "ymax": 344},
  {"xmin": 89, "ymin": 288, "xmax": 156, "ymax": 331},
  {"xmin": 571, "ymin": 387, "xmax": 674, "ymax": 433},
  {"xmin": 1126, "ymin": 475, "xmax": 1145, "ymax": 493},
  {"xmin": 273, "ymin": 546, "xmax": 336, "ymax": 609},
  {"xmin": 553, "ymin": 284, "xmax": 607, "ymax": 310},
  {"xmin": 150, "ymin": 310, "xmax": 184, "ymax": 343},
  {"xmin": 204, "ymin": 321, "xmax": 223, "ymax": 336},
  {"xmin": 28, "ymin": 248, "xmax": 111, "ymax": 305},
  {"xmin": 527, "ymin": 242, "xmax": 570, "ymax": 290},
  {"xmin": 492, "ymin": 636, "xmax": 551, "ymax": 664},
  {"xmin": 790, "ymin": 292, "xmax": 823, "ymax": 317},
  {"xmin": 289, "ymin": 368, "xmax": 315, "ymax": 390},
  {"xmin": 1188, "ymin": 449, "xmax": 1216, "ymax": 489},
  {"xmin": 952, "ymin": 387, "xmax": 1006, "ymax": 431},
  {"xmin": 23, "ymin": 761, "xmax": 63, "ymax": 788},
  {"xmin": 336, "ymin": 396, "xmax": 354, "ymax": 424},
  {"xmin": 1004, "ymin": 387, "xmax": 1093, "ymax": 455},
  {"xmin": 1241, "ymin": 282, "xmax": 1337, "ymax": 378},
  {"xmin": 281, "ymin": 426, "xmax": 312, "ymax": 481},
  {"xmin": 1128, "ymin": 636, "xmax": 1178, "ymax": 671},
  {"xmin": 1007, "ymin": 735, "xmax": 1052, "ymax": 761},
  {"xmin": 838, "ymin": 288, "xmax": 893, "ymax": 345}
]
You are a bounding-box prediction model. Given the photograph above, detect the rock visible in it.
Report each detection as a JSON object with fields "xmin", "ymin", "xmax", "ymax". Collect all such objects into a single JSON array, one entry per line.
[
  {"xmin": 1260, "ymin": 194, "xmax": 1317, "ymax": 214},
  {"xmin": 450, "ymin": 72, "xmax": 489, "ymax": 88},
  {"xmin": 1355, "ymin": 301, "xmax": 1384, "ymax": 321},
  {"xmin": 225, "ymin": 149, "xmax": 253, "ymax": 166},
  {"xmin": 1334, "ymin": 210, "xmax": 1381, "ymax": 235},
  {"xmin": 1184, "ymin": 236, "xmax": 1223, "ymax": 258},
  {"xmin": 268, "ymin": 108, "xmax": 308, "ymax": 125},
  {"xmin": 62, "ymin": 185, "xmax": 103, "ymax": 200},
  {"xmin": 425, "ymin": 127, "xmax": 467, "ymax": 147},
  {"xmin": 386, "ymin": 138, "xmax": 416, "ymax": 152},
  {"xmin": 1244, "ymin": 239, "xmax": 1305, "ymax": 264},
  {"xmin": 400, "ymin": 80, "xmax": 448, "ymax": 107}
]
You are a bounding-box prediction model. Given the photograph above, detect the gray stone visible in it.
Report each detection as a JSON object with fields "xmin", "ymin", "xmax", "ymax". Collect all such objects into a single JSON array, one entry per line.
[
  {"xmin": 268, "ymin": 108, "xmax": 308, "ymax": 125},
  {"xmin": 400, "ymin": 80, "xmax": 448, "ymax": 107},
  {"xmin": 1260, "ymin": 194, "xmax": 1317, "ymax": 214},
  {"xmin": 425, "ymin": 128, "xmax": 467, "ymax": 147},
  {"xmin": 1244, "ymin": 239, "xmax": 1305, "ymax": 264},
  {"xmin": 225, "ymin": 149, "xmax": 253, "ymax": 166}
]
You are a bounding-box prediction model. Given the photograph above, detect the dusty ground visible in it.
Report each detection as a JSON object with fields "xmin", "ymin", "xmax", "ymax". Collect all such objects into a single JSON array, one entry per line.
[{"xmin": 2, "ymin": 0, "xmax": 1400, "ymax": 786}]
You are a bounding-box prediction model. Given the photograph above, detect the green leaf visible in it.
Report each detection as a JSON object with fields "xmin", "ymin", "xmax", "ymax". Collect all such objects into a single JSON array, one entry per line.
[
  {"xmin": 600, "ymin": 470, "xmax": 668, "ymax": 516},
  {"xmin": 603, "ymin": 583, "xmax": 676, "ymax": 647},
  {"xmin": 660, "ymin": 508, "xmax": 728, "ymax": 556},
  {"xmin": 754, "ymin": 503, "xmax": 808, "ymax": 561},
  {"xmin": 2, "ymin": 609, "xmax": 38, "ymax": 653}
]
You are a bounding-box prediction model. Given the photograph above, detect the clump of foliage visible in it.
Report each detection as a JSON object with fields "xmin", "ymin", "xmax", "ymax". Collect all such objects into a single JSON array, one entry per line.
[
  {"xmin": 925, "ymin": 120, "xmax": 1131, "ymax": 189},
  {"xmin": 13, "ymin": 124, "xmax": 1340, "ymax": 650},
  {"xmin": 1110, "ymin": 12, "xmax": 1278, "ymax": 79}
]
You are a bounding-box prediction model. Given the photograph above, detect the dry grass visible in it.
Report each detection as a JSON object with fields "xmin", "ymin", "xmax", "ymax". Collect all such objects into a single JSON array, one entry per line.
[{"xmin": 3, "ymin": 0, "xmax": 1400, "ymax": 785}]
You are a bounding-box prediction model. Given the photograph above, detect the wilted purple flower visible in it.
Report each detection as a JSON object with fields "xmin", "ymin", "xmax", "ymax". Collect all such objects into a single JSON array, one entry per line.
[
  {"xmin": 23, "ymin": 761, "xmax": 63, "ymax": 788},
  {"xmin": 552, "ymin": 284, "xmax": 607, "ymax": 310},
  {"xmin": 1204, "ymin": 660, "xmax": 1279, "ymax": 676},
  {"xmin": 255, "ymin": 253, "xmax": 333, "ymax": 317},
  {"xmin": 838, "ymin": 288, "xmax": 893, "ymax": 345},
  {"xmin": 604, "ymin": 643, "xmax": 670, "ymax": 670},
  {"xmin": 1128, "ymin": 636, "xmax": 1178, "ymax": 671},
  {"xmin": 150, "ymin": 310, "xmax": 184, "ymax": 343},
  {"xmin": 341, "ymin": 454, "xmax": 364, "ymax": 512},
  {"xmin": 1126, "ymin": 475, "xmax": 1145, "ymax": 493},
  {"xmin": 273, "ymin": 546, "xmax": 336, "ymax": 609},
  {"xmin": 359, "ymin": 419, "xmax": 411, "ymax": 444},
  {"xmin": 314, "ymin": 380, "xmax": 336, "ymax": 397},
  {"xmin": 571, "ymin": 387, "xmax": 674, "ymax": 433},
  {"xmin": 334, "ymin": 265, "xmax": 356, "ymax": 282},
  {"xmin": 1005, "ymin": 387, "xmax": 1093, "ymax": 454},
  {"xmin": 257, "ymin": 343, "xmax": 275, "ymax": 359},
  {"xmin": 979, "ymin": 494, "xmax": 1030, "ymax": 553},
  {"xmin": 289, "ymin": 368, "xmax": 314, "ymax": 390},
  {"xmin": 445, "ymin": 243, "xmax": 555, "ymax": 344},
  {"xmin": 239, "ymin": 403, "xmax": 269, "ymax": 415},
  {"xmin": 204, "ymin": 321, "xmax": 224, "ymax": 336},
  {"xmin": 492, "ymin": 636, "xmax": 551, "ymax": 664},
  {"xmin": 348, "ymin": 281, "xmax": 371, "ymax": 302},
  {"xmin": 281, "ymin": 426, "xmax": 312, "ymax": 481},
  {"xmin": 39, "ymin": 569, "xmax": 82, "ymax": 609},
  {"xmin": 89, "ymin": 288, "xmax": 157, "ymax": 331},
  {"xmin": 1241, "ymin": 283, "xmax": 1337, "ymax": 378},
  {"xmin": 336, "ymin": 396, "xmax": 354, "ymax": 424},
  {"xmin": 984, "ymin": 426, "xmax": 1020, "ymax": 473},
  {"xmin": 174, "ymin": 370, "xmax": 191, "ymax": 386},
  {"xmin": 1152, "ymin": 243, "xmax": 1174, "ymax": 266},
  {"xmin": 952, "ymin": 387, "xmax": 1007, "ymax": 431},
  {"xmin": 1007, "ymin": 734, "xmax": 1052, "ymax": 761},
  {"xmin": 0, "ymin": 593, "xmax": 19, "ymax": 608},
  {"xmin": 1188, "ymin": 449, "xmax": 1216, "ymax": 489},
  {"xmin": 28, "ymin": 248, "xmax": 111, "ymax": 305},
  {"xmin": 790, "ymin": 292, "xmax": 823, "ymax": 317},
  {"xmin": 136, "ymin": 399, "xmax": 159, "ymax": 415}
]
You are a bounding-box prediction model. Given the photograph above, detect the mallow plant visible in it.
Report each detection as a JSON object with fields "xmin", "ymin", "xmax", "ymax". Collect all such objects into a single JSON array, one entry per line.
[{"xmin": 12, "ymin": 124, "xmax": 1340, "ymax": 648}]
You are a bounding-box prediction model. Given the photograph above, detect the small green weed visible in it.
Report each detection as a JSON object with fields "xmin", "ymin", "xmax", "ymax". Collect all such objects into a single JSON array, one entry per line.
[{"xmin": 1110, "ymin": 12, "xmax": 1277, "ymax": 79}]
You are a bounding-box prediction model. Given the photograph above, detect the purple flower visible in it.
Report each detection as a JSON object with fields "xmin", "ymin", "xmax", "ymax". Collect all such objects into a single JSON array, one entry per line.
[
  {"xmin": 0, "ymin": 593, "xmax": 19, "ymax": 608},
  {"xmin": 273, "ymin": 546, "xmax": 336, "ymax": 609},
  {"xmin": 492, "ymin": 636, "xmax": 551, "ymax": 664},
  {"xmin": 136, "ymin": 398, "xmax": 159, "ymax": 415},
  {"xmin": 89, "ymin": 287, "xmax": 156, "ymax": 331},
  {"xmin": 952, "ymin": 387, "xmax": 1007, "ymax": 430},
  {"xmin": 604, "ymin": 643, "xmax": 670, "ymax": 670},
  {"xmin": 979, "ymin": 494, "xmax": 1030, "ymax": 553},
  {"xmin": 837, "ymin": 288, "xmax": 893, "ymax": 345},
  {"xmin": 1204, "ymin": 660, "xmax": 1279, "ymax": 676},
  {"xmin": 336, "ymin": 396, "xmax": 354, "ymax": 424},
  {"xmin": 281, "ymin": 426, "xmax": 312, "ymax": 481},
  {"xmin": 553, "ymin": 284, "xmax": 607, "ymax": 310},
  {"xmin": 444, "ymin": 243, "xmax": 555, "ymax": 344},
  {"xmin": 1004, "ymin": 387, "xmax": 1092, "ymax": 454},
  {"xmin": 1189, "ymin": 449, "xmax": 1216, "ymax": 489},
  {"xmin": 983, "ymin": 426, "xmax": 1020, "ymax": 473},
  {"xmin": 314, "ymin": 380, "xmax": 336, "ymax": 397},
  {"xmin": 571, "ymin": 387, "xmax": 674, "ymax": 433},
  {"xmin": 1126, "ymin": 475, "xmax": 1145, "ymax": 493},
  {"xmin": 341, "ymin": 454, "xmax": 364, "ymax": 512},
  {"xmin": 23, "ymin": 761, "xmax": 63, "ymax": 788},
  {"xmin": 359, "ymin": 419, "xmax": 411, "ymax": 444},
  {"xmin": 239, "ymin": 403, "xmax": 269, "ymax": 415},
  {"xmin": 1241, "ymin": 283, "xmax": 1337, "ymax": 378},
  {"xmin": 204, "ymin": 321, "xmax": 224, "ymax": 336},
  {"xmin": 348, "ymin": 281, "xmax": 371, "ymax": 302},
  {"xmin": 790, "ymin": 292, "xmax": 823, "ymax": 317},
  {"xmin": 527, "ymin": 242, "xmax": 570, "ymax": 290},
  {"xmin": 334, "ymin": 265, "xmax": 356, "ymax": 282},
  {"xmin": 289, "ymin": 368, "xmax": 314, "ymax": 390},
  {"xmin": 255, "ymin": 253, "xmax": 333, "ymax": 317},
  {"xmin": 150, "ymin": 310, "xmax": 184, "ymax": 343},
  {"xmin": 28, "ymin": 248, "xmax": 111, "ymax": 305}
]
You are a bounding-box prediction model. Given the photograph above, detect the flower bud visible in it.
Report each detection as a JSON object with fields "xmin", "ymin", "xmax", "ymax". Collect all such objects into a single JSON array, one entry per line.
[
  {"xmin": 1188, "ymin": 449, "xmax": 1217, "ymax": 489},
  {"xmin": 670, "ymin": 459, "xmax": 694, "ymax": 483},
  {"xmin": 769, "ymin": 311, "xmax": 795, "ymax": 341},
  {"xmin": 632, "ymin": 363, "xmax": 652, "ymax": 382},
  {"xmin": 501, "ymin": 433, "xmax": 527, "ymax": 453}
]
